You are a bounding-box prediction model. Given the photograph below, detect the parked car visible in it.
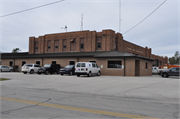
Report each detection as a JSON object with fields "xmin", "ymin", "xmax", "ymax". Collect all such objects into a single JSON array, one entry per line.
[
  {"xmin": 152, "ymin": 67, "xmax": 159, "ymax": 74},
  {"xmin": 21, "ymin": 64, "xmax": 42, "ymax": 74},
  {"xmin": 75, "ymin": 62, "xmax": 101, "ymax": 77},
  {"xmin": 161, "ymin": 67, "xmax": 180, "ymax": 78},
  {"xmin": 59, "ymin": 65, "xmax": 75, "ymax": 75},
  {"xmin": 0, "ymin": 65, "xmax": 13, "ymax": 72},
  {"xmin": 38, "ymin": 64, "xmax": 61, "ymax": 75}
]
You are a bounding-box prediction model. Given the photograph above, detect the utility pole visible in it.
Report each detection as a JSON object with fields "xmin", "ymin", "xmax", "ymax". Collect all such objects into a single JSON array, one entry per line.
[{"xmin": 119, "ymin": 0, "xmax": 121, "ymax": 33}]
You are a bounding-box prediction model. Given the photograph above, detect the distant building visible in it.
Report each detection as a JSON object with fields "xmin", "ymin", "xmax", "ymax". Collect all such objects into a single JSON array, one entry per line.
[{"xmin": 1, "ymin": 29, "xmax": 168, "ymax": 76}]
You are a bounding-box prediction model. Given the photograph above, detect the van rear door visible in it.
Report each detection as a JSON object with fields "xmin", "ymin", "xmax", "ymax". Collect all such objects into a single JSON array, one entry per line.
[{"xmin": 76, "ymin": 63, "xmax": 86, "ymax": 72}]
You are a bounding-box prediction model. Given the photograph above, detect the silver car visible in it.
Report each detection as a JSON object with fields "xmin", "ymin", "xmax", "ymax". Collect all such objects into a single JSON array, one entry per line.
[
  {"xmin": 21, "ymin": 64, "xmax": 42, "ymax": 74},
  {"xmin": 0, "ymin": 65, "xmax": 13, "ymax": 72}
]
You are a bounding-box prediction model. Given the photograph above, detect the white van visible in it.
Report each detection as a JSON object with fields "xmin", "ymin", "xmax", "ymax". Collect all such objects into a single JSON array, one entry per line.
[{"xmin": 75, "ymin": 62, "xmax": 101, "ymax": 77}]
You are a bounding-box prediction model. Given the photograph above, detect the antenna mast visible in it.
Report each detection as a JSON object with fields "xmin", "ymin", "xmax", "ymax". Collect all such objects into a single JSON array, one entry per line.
[
  {"xmin": 119, "ymin": 0, "xmax": 121, "ymax": 33},
  {"xmin": 80, "ymin": 14, "xmax": 83, "ymax": 31}
]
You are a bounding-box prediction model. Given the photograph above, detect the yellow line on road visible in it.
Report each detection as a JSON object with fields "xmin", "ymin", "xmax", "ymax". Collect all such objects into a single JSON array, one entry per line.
[{"xmin": 0, "ymin": 97, "xmax": 160, "ymax": 119}]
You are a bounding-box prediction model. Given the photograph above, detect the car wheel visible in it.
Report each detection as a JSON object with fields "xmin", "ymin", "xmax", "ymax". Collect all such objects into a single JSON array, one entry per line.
[
  {"xmin": 23, "ymin": 72, "xmax": 27, "ymax": 74},
  {"xmin": 45, "ymin": 70, "xmax": 49, "ymax": 75},
  {"xmin": 69, "ymin": 71, "xmax": 72, "ymax": 76},
  {"xmin": 30, "ymin": 70, "xmax": 34, "ymax": 74},
  {"xmin": 61, "ymin": 74, "xmax": 64, "ymax": 76},
  {"xmin": 77, "ymin": 75, "xmax": 80, "ymax": 77},
  {"xmin": 162, "ymin": 73, "xmax": 168, "ymax": 78},
  {"xmin": 97, "ymin": 71, "xmax": 101, "ymax": 76},
  {"xmin": 0, "ymin": 69, "xmax": 2, "ymax": 72},
  {"xmin": 9, "ymin": 69, "xmax": 13, "ymax": 72},
  {"xmin": 88, "ymin": 72, "xmax": 92, "ymax": 77}
]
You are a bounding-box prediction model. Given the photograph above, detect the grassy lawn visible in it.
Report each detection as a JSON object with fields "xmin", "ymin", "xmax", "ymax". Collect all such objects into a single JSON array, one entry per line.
[{"xmin": 0, "ymin": 78, "xmax": 10, "ymax": 81}]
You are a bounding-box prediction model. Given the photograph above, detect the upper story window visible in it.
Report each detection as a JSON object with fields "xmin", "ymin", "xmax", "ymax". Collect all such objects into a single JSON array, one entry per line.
[
  {"xmin": 80, "ymin": 44, "xmax": 84, "ymax": 49},
  {"xmin": 96, "ymin": 36, "xmax": 102, "ymax": 50},
  {"xmin": 70, "ymin": 38, "xmax": 76, "ymax": 51},
  {"xmin": 80, "ymin": 38, "xmax": 84, "ymax": 51},
  {"xmin": 54, "ymin": 40, "xmax": 59, "ymax": 52},
  {"xmin": 97, "ymin": 42, "xmax": 101, "ymax": 48},
  {"xmin": 34, "ymin": 41, "xmax": 38, "ymax": 53},
  {"xmin": 63, "ymin": 39, "xmax": 67, "ymax": 51},
  {"xmin": 47, "ymin": 40, "xmax": 51, "ymax": 52}
]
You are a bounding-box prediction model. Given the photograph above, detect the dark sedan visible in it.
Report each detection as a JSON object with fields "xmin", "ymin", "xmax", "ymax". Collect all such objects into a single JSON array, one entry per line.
[{"xmin": 59, "ymin": 65, "xmax": 75, "ymax": 75}]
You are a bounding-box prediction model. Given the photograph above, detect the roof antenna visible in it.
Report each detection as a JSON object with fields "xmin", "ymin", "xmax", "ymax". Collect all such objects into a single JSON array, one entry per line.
[
  {"xmin": 61, "ymin": 25, "xmax": 67, "ymax": 32},
  {"xmin": 80, "ymin": 14, "xmax": 83, "ymax": 31}
]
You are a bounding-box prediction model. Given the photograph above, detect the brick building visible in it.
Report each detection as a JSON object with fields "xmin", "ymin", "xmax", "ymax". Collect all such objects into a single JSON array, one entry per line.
[{"xmin": 1, "ymin": 29, "xmax": 168, "ymax": 76}]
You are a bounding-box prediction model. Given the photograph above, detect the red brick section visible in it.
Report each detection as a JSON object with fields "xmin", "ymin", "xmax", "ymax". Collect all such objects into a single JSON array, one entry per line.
[{"xmin": 28, "ymin": 29, "xmax": 167, "ymax": 65}]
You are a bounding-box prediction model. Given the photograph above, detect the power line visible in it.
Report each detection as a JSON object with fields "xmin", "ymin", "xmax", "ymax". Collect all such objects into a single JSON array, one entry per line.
[
  {"xmin": 123, "ymin": 0, "xmax": 167, "ymax": 35},
  {"xmin": 0, "ymin": 0, "xmax": 65, "ymax": 18}
]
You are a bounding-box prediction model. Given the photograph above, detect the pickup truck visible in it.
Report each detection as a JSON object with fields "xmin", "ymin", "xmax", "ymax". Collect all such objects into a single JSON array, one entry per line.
[{"xmin": 161, "ymin": 67, "xmax": 180, "ymax": 78}]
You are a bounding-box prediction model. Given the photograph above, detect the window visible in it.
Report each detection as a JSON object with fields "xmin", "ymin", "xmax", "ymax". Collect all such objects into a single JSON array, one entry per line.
[
  {"xmin": 80, "ymin": 43, "xmax": 84, "ymax": 49},
  {"xmin": 36, "ymin": 61, "xmax": 40, "ymax": 65},
  {"xmin": 52, "ymin": 61, "xmax": 56, "ymax": 64},
  {"xmin": 170, "ymin": 68, "xmax": 176, "ymax": 72},
  {"xmin": 34, "ymin": 41, "xmax": 38, "ymax": 53},
  {"xmin": 47, "ymin": 40, "xmax": 51, "ymax": 52},
  {"xmin": 96, "ymin": 36, "xmax": 102, "ymax": 50},
  {"xmin": 54, "ymin": 40, "xmax": 59, "ymax": 52},
  {"xmin": 97, "ymin": 43, "xmax": 101, "ymax": 48},
  {"xmin": 70, "ymin": 38, "xmax": 76, "ymax": 51},
  {"xmin": 24, "ymin": 64, "xmax": 32, "ymax": 67},
  {"xmin": 176, "ymin": 68, "xmax": 179, "ymax": 72},
  {"xmin": 76, "ymin": 63, "xmax": 81, "ymax": 67},
  {"xmin": 80, "ymin": 38, "xmax": 84, "ymax": 51},
  {"xmin": 69, "ymin": 61, "xmax": 75, "ymax": 65},
  {"xmin": 34, "ymin": 64, "xmax": 41, "ymax": 67},
  {"xmin": 9, "ymin": 61, "xmax": 13, "ymax": 67},
  {"xmin": 108, "ymin": 61, "xmax": 122, "ymax": 68},
  {"xmin": 63, "ymin": 39, "xmax": 67, "ymax": 51},
  {"xmin": 81, "ymin": 63, "xmax": 85, "ymax": 67},
  {"xmin": 92, "ymin": 63, "xmax": 96, "ymax": 67},
  {"xmin": 146, "ymin": 62, "xmax": 148, "ymax": 69},
  {"xmin": 22, "ymin": 61, "xmax": 26, "ymax": 66}
]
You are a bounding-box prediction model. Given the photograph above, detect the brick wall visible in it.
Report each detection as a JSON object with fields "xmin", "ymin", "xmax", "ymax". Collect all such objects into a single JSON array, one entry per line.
[{"xmin": 28, "ymin": 29, "xmax": 167, "ymax": 65}]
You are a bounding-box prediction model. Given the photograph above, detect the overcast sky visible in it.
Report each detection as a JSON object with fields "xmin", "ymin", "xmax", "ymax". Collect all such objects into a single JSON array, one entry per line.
[{"xmin": 0, "ymin": 0, "xmax": 179, "ymax": 58}]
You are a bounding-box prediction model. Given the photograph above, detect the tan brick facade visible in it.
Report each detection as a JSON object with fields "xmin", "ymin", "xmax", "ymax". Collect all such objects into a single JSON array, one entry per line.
[
  {"xmin": 29, "ymin": 29, "xmax": 167, "ymax": 66},
  {"xmin": 1, "ymin": 57, "xmax": 152, "ymax": 76}
]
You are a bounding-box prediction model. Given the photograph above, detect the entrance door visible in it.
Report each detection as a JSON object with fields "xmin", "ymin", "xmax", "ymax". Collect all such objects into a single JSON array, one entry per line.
[{"xmin": 135, "ymin": 60, "xmax": 140, "ymax": 76}]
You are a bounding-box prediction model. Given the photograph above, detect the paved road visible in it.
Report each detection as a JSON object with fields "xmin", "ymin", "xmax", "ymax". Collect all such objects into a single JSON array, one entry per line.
[{"xmin": 0, "ymin": 73, "xmax": 179, "ymax": 119}]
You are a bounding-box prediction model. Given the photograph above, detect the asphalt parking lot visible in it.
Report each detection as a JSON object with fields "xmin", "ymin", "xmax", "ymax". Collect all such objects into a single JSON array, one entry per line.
[{"xmin": 1, "ymin": 72, "xmax": 179, "ymax": 103}]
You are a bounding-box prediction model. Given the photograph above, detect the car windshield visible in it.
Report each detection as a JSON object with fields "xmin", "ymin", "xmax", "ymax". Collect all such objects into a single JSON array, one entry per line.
[
  {"xmin": 65, "ymin": 65, "xmax": 74, "ymax": 68},
  {"xmin": 44, "ymin": 64, "xmax": 51, "ymax": 67}
]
